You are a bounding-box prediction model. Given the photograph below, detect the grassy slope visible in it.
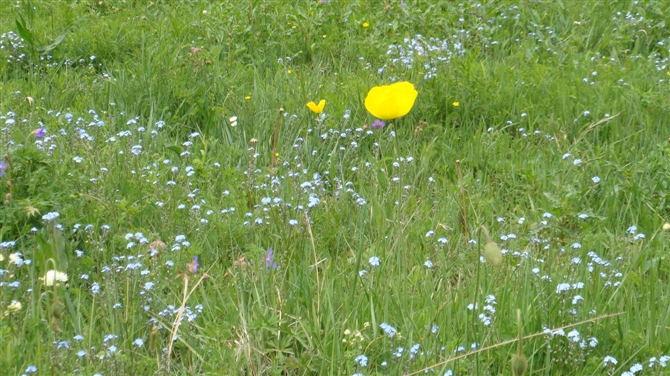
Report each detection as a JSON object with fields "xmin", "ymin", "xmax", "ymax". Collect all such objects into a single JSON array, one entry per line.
[{"xmin": 1, "ymin": 0, "xmax": 670, "ymax": 375}]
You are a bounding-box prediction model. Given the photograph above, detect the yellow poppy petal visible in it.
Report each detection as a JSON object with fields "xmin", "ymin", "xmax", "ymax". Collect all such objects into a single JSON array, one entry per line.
[
  {"xmin": 306, "ymin": 101, "xmax": 319, "ymax": 113},
  {"xmin": 364, "ymin": 81, "xmax": 417, "ymax": 120},
  {"xmin": 306, "ymin": 100, "xmax": 326, "ymax": 114}
]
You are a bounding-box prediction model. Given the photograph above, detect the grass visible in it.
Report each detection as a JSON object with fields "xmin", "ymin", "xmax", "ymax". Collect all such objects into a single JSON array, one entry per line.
[{"xmin": 2, "ymin": 0, "xmax": 670, "ymax": 375}]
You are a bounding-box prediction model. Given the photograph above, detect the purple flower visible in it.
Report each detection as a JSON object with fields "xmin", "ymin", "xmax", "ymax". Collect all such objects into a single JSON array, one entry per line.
[
  {"xmin": 0, "ymin": 161, "xmax": 6, "ymax": 177},
  {"xmin": 187, "ymin": 256, "xmax": 199, "ymax": 274},
  {"xmin": 371, "ymin": 119, "xmax": 386, "ymax": 129},
  {"xmin": 265, "ymin": 248, "xmax": 277, "ymax": 270},
  {"xmin": 31, "ymin": 127, "xmax": 45, "ymax": 138}
]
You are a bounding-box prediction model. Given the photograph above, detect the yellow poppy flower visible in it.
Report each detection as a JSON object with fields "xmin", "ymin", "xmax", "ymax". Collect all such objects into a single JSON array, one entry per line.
[
  {"xmin": 364, "ymin": 81, "xmax": 417, "ymax": 120},
  {"xmin": 306, "ymin": 99, "xmax": 326, "ymax": 114}
]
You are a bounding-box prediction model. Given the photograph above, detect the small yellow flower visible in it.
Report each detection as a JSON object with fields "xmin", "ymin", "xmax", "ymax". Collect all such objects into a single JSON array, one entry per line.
[
  {"xmin": 292, "ymin": 25, "xmax": 297, "ymax": 29},
  {"xmin": 0, "ymin": 254, "xmax": 3, "ymax": 262},
  {"xmin": 322, "ymin": 34, "xmax": 327, "ymax": 38},
  {"xmin": 245, "ymin": 95, "xmax": 251, "ymax": 100},
  {"xmin": 287, "ymin": 69, "xmax": 292, "ymax": 74},
  {"xmin": 275, "ymin": 152, "xmax": 280, "ymax": 157},
  {"xmin": 306, "ymin": 99, "xmax": 326, "ymax": 114},
  {"xmin": 364, "ymin": 81, "xmax": 417, "ymax": 120},
  {"xmin": 452, "ymin": 101, "xmax": 460, "ymax": 107},
  {"xmin": 362, "ymin": 22, "xmax": 369, "ymax": 28}
]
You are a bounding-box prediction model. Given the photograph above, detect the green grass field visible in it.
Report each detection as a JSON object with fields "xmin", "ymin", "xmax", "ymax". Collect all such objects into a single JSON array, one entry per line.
[{"xmin": 2, "ymin": 1, "xmax": 670, "ymax": 375}]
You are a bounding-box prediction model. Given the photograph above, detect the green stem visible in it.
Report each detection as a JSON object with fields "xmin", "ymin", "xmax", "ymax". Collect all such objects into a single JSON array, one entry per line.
[{"xmin": 516, "ymin": 308, "xmax": 523, "ymax": 355}]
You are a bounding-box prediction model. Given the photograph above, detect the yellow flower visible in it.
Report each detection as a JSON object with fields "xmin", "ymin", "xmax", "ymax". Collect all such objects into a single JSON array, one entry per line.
[
  {"xmin": 364, "ymin": 81, "xmax": 417, "ymax": 120},
  {"xmin": 452, "ymin": 101, "xmax": 460, "ymax": 107},
  {"xmin": 362, "ymin": 22, "xmax": 369, "ymax": 27},
  {"xmin": 306, "ymin": 99, "xmax": 326, "ymax": 114},
  {"xmin": 245, "ymin": 95, "xmax": 251, "ymax": 100}
]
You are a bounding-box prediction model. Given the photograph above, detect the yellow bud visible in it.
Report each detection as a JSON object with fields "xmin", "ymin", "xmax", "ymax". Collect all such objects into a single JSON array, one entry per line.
[{"xmin": 483, "ymin": 241, "xmax": 503, "ymax": 267}]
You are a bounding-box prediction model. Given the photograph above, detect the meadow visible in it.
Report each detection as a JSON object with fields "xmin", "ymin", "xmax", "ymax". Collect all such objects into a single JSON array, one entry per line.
[{"xmin": 2, "ymin": 0, "xmax": 670, "ymax": 375}]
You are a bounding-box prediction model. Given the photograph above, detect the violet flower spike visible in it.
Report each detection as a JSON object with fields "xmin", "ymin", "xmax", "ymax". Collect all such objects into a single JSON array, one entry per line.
[
  {"xmin": 371, "ymin": 119, "xmax": 386, "ymax": 130},
  {"xmin": 31, "ymin": 127, "xmax": 45, "ymax": 139},
  {"xmin": 265, "ymin": 248, "xmax": 277, "ymax": 270},
  {"xmin": 0, "ymin": 161, "xmax": 6, "ymax": 178},
  {"xmin": 188, "ymin": 256, "xmax": 200, "ymax": 274}
]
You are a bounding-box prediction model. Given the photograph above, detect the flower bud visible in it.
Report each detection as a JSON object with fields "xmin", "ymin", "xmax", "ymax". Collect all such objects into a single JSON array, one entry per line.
[
  {"xmin": 149, "ymin": 324, "xmax": 158, "ymax": 354},
  {"xmin": 483, "ymin": 241, "xmax": 503, "ymax": 267},
  {"xmin": 51, "ymin": 301, "xmax": 64, "ymax": 319},
  {"xmin": 663, "ymin": 223, "xmax": 670, "ymax": 232},
  {"xmin": 511, "ymin": 354, "xmax": 528, "ymax": 376}
]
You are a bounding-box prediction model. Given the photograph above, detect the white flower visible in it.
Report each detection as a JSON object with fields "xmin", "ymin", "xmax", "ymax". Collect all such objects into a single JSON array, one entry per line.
[
  {"xmin": 42, "ymin": 212, "xmax": 60, "ymax": 222},
  {"xmin": 354, "ymin": 354, "xmax": 368, "ymax": 367},
  {"xmin": 603, "ymin": 355, "xmax": 618, "ymax": 366},
  {"xmin": 567, "ymin": 329, "xmax": 580, "ymax": 343},
  {"xmin": 41, "ymin": 270, "xmax": 68, "ymax": 286},
  {"xmin": 8, "ymin": 253, "xmax": 23, "ymax": 266},
  {"xmin": 8, "ymin": 300, "xmax": 22, "ymax": 312},
  {"xmin": 368, "ymin": 256, "xmax": 380, "ymax": 267}
]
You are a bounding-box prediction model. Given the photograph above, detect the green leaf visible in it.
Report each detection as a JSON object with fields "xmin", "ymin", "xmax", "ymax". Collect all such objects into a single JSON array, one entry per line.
[
  {"xmin": 165, "ymin": 143, "xmax": 183, "ymax": 156},
  {"xmin": 37, "ymin": 32, "xmax": 67, "ymax": 54},
  {"xmin": 34, "ymin": 234, "xmax": 53, "ymax": 267},
  {"xmin": 15, "ymin": 16, "xmax": 34, "ymax": 46}
]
